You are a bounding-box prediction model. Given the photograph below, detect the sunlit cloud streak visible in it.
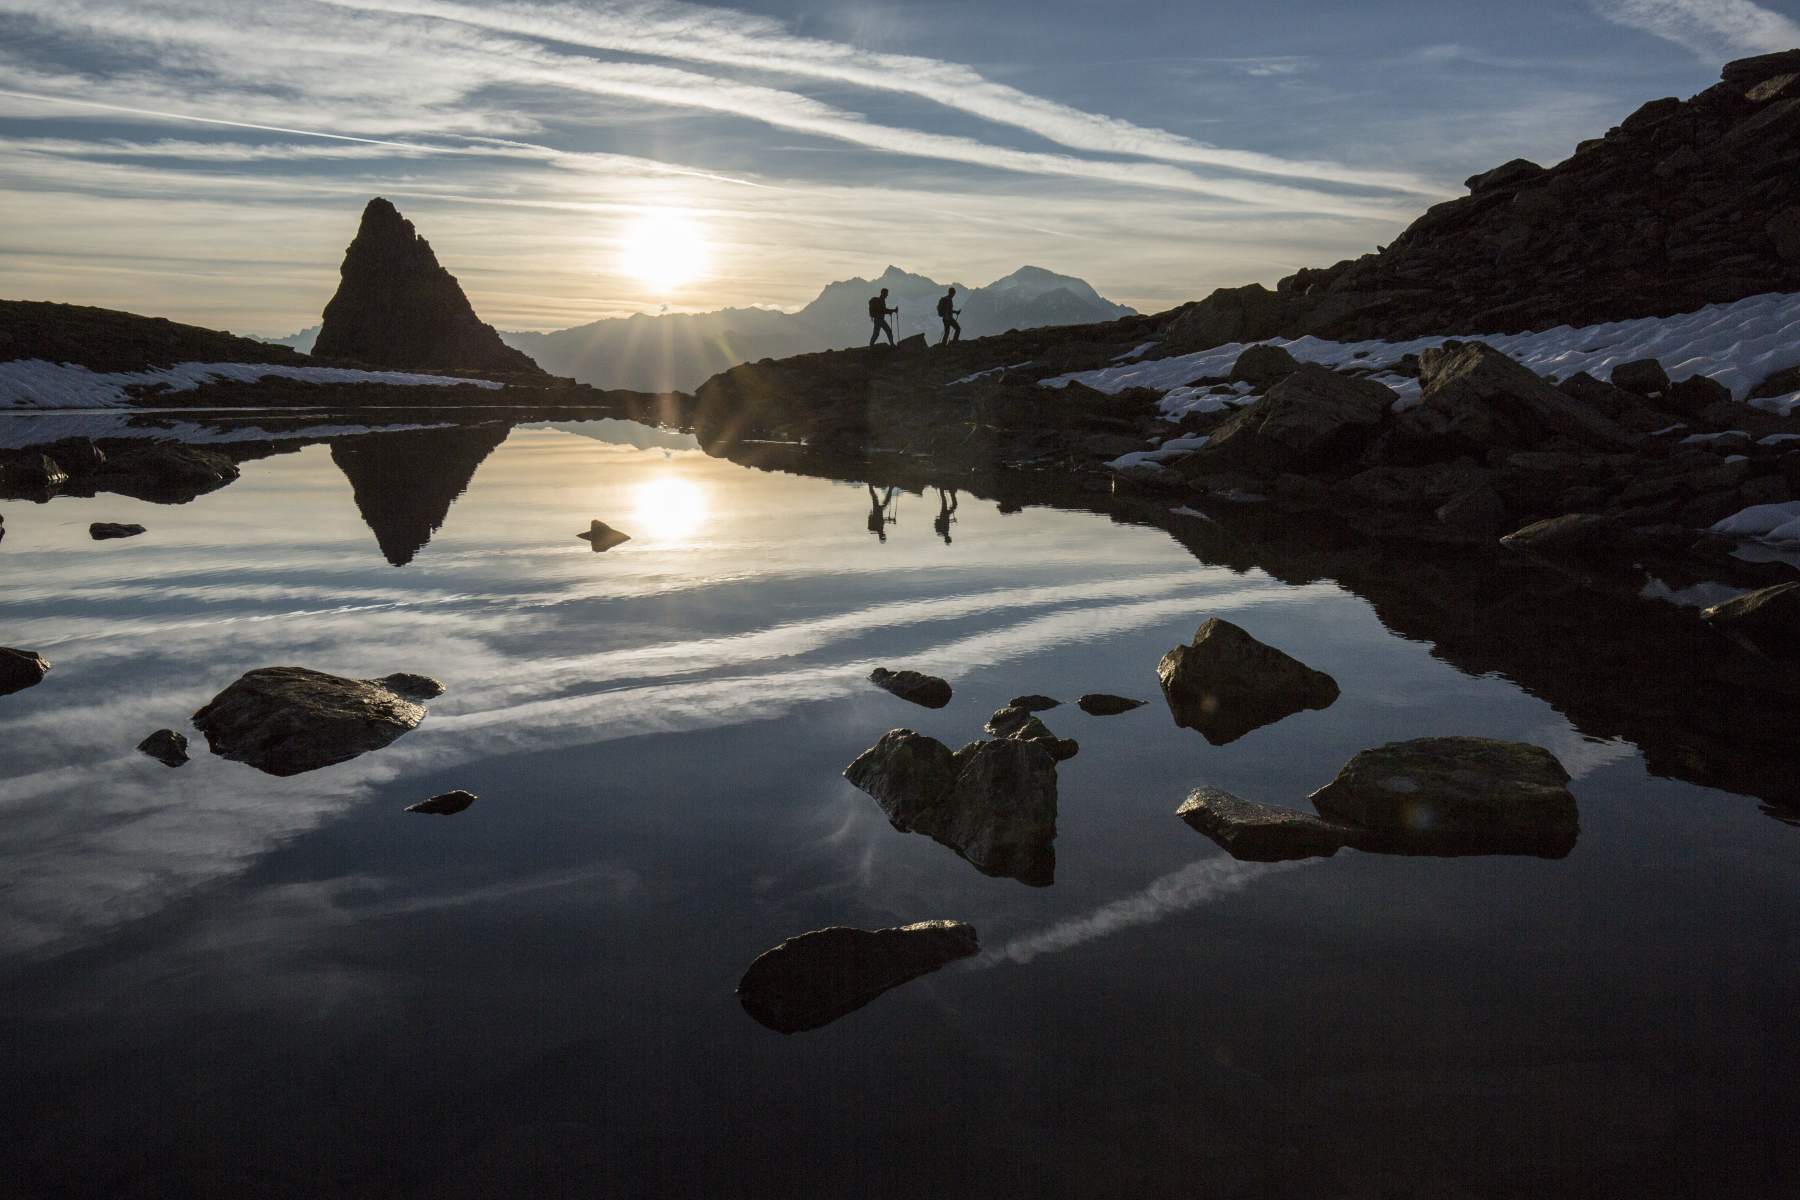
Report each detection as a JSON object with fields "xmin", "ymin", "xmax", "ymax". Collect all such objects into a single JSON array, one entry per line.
[{"xmin": 1590, "ymin": 0, "xmax": 1800, "ymax": 57}]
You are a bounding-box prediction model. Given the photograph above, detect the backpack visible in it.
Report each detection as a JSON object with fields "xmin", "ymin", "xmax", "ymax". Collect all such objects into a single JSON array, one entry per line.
[
  {"xmin": 868, "ymin": 296, "xmax": 884, "ymax": 319},
  {"xmin": 936, "ymin": 295, "xmax": 953, "ymax": 318}
]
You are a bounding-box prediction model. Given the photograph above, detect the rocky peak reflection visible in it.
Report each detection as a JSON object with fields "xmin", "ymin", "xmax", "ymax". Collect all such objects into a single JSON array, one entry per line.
[{"xmin": 330, "ymin": 423, "xmax": 510, "ymax": 566}]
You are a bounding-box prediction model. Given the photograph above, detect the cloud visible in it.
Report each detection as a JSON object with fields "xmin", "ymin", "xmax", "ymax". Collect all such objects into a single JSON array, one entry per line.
[{"xmin": 1589, "ymin": 0, "xmax": 1800, "ymax": 57}]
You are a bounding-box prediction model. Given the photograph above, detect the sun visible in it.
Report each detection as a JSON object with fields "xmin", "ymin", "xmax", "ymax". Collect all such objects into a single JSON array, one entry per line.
[
  {"xmin": 620, "ymin": 210, "xmax": 709, "ymax": 291},
  {"xmin": 634, "ymin": 476, "xmax": 709, "ymax": 542}
]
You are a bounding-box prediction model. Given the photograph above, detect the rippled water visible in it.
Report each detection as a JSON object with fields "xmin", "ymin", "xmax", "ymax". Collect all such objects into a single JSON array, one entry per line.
[{"xmin": 2, "ymin": 416, "xmax": 1796, "ymax": 1198}]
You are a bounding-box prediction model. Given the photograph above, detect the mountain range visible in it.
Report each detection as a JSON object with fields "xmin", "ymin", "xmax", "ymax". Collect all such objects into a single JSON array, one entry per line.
[{"xmin": 261, "ymin": 265, "xmax": 1133, "ymax": 392}]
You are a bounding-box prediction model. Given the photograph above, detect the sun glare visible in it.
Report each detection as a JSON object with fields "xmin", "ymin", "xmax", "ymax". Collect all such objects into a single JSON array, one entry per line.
[
  {"xmin": 634, "ymin": 476, "xmax": 709, "ymax": 542},
  {"xmin": 620, "ymin": 210, "xmax": 709, "ymax": 291}
]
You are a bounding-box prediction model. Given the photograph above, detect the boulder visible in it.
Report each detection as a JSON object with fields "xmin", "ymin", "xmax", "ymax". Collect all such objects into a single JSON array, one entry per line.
[
  {"xmin": 92, "ymin": 444, "xmax": 239, "ymax": 503},
  {"xmin": 869, "ymin": 666, "xmax": 952, "ymax": 709},
  {"xmin": 406, "ymin": 789, "xmax": 478, "ymax": 815},
  {"xmin": 1193, "ymin": 363, "xmax": 1395, "ymax": 476},
  {"xmin": 191, "ymin": 666, "xmax": 430, "ymax": 776},
  {"xmin": 377, "ymin": 672, "xmax": 447, "ymax": 701},
  {"xmin": 1610, "ymin": 358, "xmax": 1670, "ymax": 397},
  {"xmin": 1077, "ymin": 693, "xmax": 1146, "ymax": 716},
  {"xmin": 1308, "ymin": 737, "xmax": 1578, "ymax": 857},
  {"xmin": 1227, "ymin": 343, "xmax": 1299, "ymax": 388},
  {"xmin": 843, "ymin": 728, "xmax": 961, "ymax": 814},
  {"xmin": 983, "ymin": 705, "xmax": 1078, "ymax": 761},
  {"xmin": 736, "ymin": 920, "xmax": 979, "ymax": 1034},
  {"xmin": 89, "ymin": 522, "xmax": 146, "ymax": 540},
  {"xmin": 1701, "ymin": 582, "xmax": 1800, "ymax": 658},
  {"xmin": 1499, "ymin": 512, "xmax": 1631, "ymax": 559},
  {"xmin": 1435, "ymin": 485, "xmax": 1511, "ymax": 537},
  {"xmin": 1398, "ymin": 342, "xmax": 1637, "ymax": 458},
  {"xmin": 0, "ymin": 453, "xmax": 68, "ymax": 495},
  {"xmin": 0, "ymin": 646, "xmax": 50, "ymax": 696},
  {"xmin": 1007, "ymin": 694, "xmax": 1060, "ymax": 712},
  {"xmin": 1465, "ymin": 158, "xmax": 1545, "ymax": 193},
  {"xmin": 578, "ymin": 519, "xmax": 630, "ymax": 551},
  {"xmin": 136, "ymin": 729, "xmax": 189, "ymax": 767},
  {"xmin": 1158, "ymin": 618, "xmax": 1339, "ymax": 745},
  {"xmin": 896, "ymin": 333, "xmax": 929, "ymax": 352},
  {"xmin": 1177, "ymin": 787, "xmax": 1361, "ymax": 862},
  {"xmin": 1664, "ymin": 374, "xmax": 1731, "ymax": 418}
]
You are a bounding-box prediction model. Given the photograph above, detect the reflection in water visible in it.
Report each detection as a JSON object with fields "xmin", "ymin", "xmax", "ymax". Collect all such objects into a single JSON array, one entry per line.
[
  {"xmin": 933, "ymin": 487, "xmax": 959, "ymax": 544},
  {"xmin": 329, "ymin": 423, "xmax": 510, "ymax": 566},
  {"xmin": 866, "ymin": 484, "xmax": 897, "ymax": 542},
  {"xmin": 634, "ymin": 475, "xmax": 708, "ymax": 542}
]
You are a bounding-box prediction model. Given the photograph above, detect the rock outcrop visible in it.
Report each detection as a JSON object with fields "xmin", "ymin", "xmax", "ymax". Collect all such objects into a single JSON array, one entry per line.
[
  {"xmin": 1196, "ymin": 364, "xmax": 1396, "ymax": 475},
  {"xmin": 868, "ymin": 667, "xmax": 952, "ymax": 709},
  {"xmin": 89, "ymin": 522, "xmax": 145, "ymax": 540},
  {"xmin": 736, "ymin": 920, "xmax": 979, "ymax": 1034},
  {"xmin": 1177, "ymin": 787, "xmax": 1362, "ymax": 861},
  {"xmin": 136, "ymin": 729, "xmax": 189, "ymax": 767},
  {"xmin": 191, "ymin": 666, "xmax": 432, "ymax": 776},
  {"xmin": 313, "ymin": 198, "xmax": 542, "ymax": 374},
  {"xmin": 983, "ymin": 705, "xmax": 1078, "ymax": 761},
  {"xmin": 1077, "ymin": 693, "xmax": 1145, "ymax": 716},
  {"xmin": 1158, "ymin": 618, "xmax": 1340, "ymax": 744},
  {"xmin": 577, "ymin": 519, "xmax": 630, "ymax": 552},
  {"xmin": 0, "ymin": 647, "xmax": 50, "ymax": 696}
]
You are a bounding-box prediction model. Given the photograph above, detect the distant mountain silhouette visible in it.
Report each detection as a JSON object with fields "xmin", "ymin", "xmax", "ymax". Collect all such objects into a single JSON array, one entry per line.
[
  {"xmin": 329, "ymin": 423, "xmax": 510, "ymax": 565},
  {"xmin": 498, "ymin": 265, "xmax": 1134, "ymax": 391},
  {"xmin": 253, "ymin": 324, "xmax": 320, "ymax": 354}
]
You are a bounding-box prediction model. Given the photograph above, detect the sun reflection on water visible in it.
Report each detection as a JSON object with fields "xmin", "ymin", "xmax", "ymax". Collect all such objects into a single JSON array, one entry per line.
[{"xmin": 634, "ymin": 475, "xmax": 709, "ymax": 542}]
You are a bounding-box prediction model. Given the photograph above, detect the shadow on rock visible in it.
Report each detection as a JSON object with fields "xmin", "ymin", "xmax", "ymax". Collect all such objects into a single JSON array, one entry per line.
[{"xmin": 736, "ymin": 920, "xmax": 978, "ymax": 1034}]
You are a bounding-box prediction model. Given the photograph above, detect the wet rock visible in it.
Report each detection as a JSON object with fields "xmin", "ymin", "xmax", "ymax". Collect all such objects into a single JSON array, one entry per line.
[
  {"xmin": 378, "ymin": 672, "xmax": 447, "ymax": 701},
  {"xmin": 191, "ymin": 666, "xmax": 429, "ymax": 777},
  {"xmin": 1228, "ymin": 343, "xmax": 1299, "ymax": 388},
  {"xmin": 1610, "ymin": 358, "xmax": 1670, "ymax": 397},
  {"xmin": 577, "ymin": 519, "xmax": 630, "ymax": 551},
  {"xmin": 1177, "ymin": 786, "xmax": 1361, "ymax": 862},
  {"xmin": 1158, "ymin": 618, "xmax": 1339, "ymax": 745},
  {"xmin": 1193, "ymin": 364, "xmax": 1395, "ymax": 476},
  {"xmin": 1309, "ymin": 736, "xmax": 1578, "ymax": 857},
  {"xmin": 1007, "ymin": 694, "xmax": 1060, "ymax": 711},
  {"xmin": 1499, "ymin": 512, "xmax": 1629, "ymax": 558},
  {"xmin": 844, "ymin": 730, "xmax": 1057, "ymax": 886},
  {"xmin": 736, "ymin": 920, "xmax": 979, "ymax": 1034},
  {"xmin": 0, "ymin": 646, "xmax": 50, "ymax": 696},
  {"xmin": 1702, "ymin": 582, "xmax": 1800, "ymax": 658},
  {"xmin": 89, "ymin": 522, "xmax": 146, "ymax": 540},
  {"xmin": 91, "ymin": 444, "xmax": 239, "ymax": 503},
  {"xmin": 136, "ymin": 729, "xmax": 189, "ymax": 767},
  {"xmin": 983, "ymin": 706, "xmax": 1078, "ymax": 761},
  {"xmin": 1077, "ymin": 693, "xmax": 1146, "ymax": 716},
  {"xmin": 869, "ymin": 666, "xmax": 952, "ymax": 709},
  {"xmin": 407, "ymin": 789, "xmax": 477, "ymax": 815}
]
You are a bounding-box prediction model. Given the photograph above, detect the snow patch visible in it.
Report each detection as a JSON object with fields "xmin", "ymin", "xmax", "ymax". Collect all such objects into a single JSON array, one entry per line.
[
  {"xmin": 1112, "ymin": 341, "xmax": 1158, "ymax": 363},
  {"xmin": 0, "ymin": 359, "xmax": 506, "ymax": 409},
  {"xmin": 1712, "ymin": 500, "xmax": 1800, "ymax": 543},
  {"xmin": 1106, "ymin": 434, "xmax": 1210, "ymax": 470}
]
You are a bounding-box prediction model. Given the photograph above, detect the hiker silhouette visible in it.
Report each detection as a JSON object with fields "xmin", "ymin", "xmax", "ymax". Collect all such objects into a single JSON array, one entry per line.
[
  {"xmin": 934, "ymin": 488, "xmax": 958, "ymax": 543},
  {"xmin": 868, "ymin": 288, "xmax": 897, "ymax": 346},
  {"xmin": 866, "ymin": 484, "xmax": 898, "ymax": 541},
  {"xmin": 936, "ymin": 288, "xmax": 961, "ymax": 345}
]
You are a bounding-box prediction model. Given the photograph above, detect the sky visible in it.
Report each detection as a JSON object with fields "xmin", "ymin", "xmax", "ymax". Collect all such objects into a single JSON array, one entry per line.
[{"xmin": 0, "ymin": 0, "xmax": 1797, "ymax": 335}]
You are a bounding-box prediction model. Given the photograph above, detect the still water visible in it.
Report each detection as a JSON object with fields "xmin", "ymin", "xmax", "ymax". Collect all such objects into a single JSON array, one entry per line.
[{"xmin": 2, "ymin": 417, "xmax": 1795, "ymax": 1198}]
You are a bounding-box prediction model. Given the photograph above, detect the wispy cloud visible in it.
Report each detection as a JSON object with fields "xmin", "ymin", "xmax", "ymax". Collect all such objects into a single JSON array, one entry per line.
[{"xmin": 1590, "ymin": 0, "xmax": 1800, "ymax": 58}]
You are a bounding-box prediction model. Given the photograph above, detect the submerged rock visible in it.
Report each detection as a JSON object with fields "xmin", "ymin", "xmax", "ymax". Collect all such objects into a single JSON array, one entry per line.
[
  {"xmin": 191, "ymin": 666, "xmax": 430, "ymax": 777},
  {"xmin": 89, "ymin": 522, "xmax": 146, "ymax": 540},
  {"xmin": 1007, "ymin": 694, "xmax": 1060, "ymax": 712},
  {"xmin": 869, "ymin": 666, "xmax": 952, "ymax": 709},
  {"xmin": 1158, "ymin": 618, "xmax": 1339, "ymax": 744},
  {"xmin": 136, "ymin": 729, "xmax": 189, "ymax": 767},
  {"xmin": 984, "ymin": 705, "xmax": 1078, "ymax": 761},
  {"xmin": 1077, "ymin": 693, "xmax": 1146, "ymax": 716},
  {"xmin": 844, "ymin": 729, "xmax": 1057, "ymax": 885},
  {"xmin": 1177, "ymin": 786, "xmax": 1361, "ymax": 861},
  {"xmin": 1701, "ymin": 582, "xmax": 1800, "ymax": 658},
  {"xmin": 578, "ymin": 520, "xmax": 630, "ymax": 551},
  {"xmin": 0, "ymin": 646, "xmax": 50, "ymax": 696},
  {"xmin": 1309, "ymin": 736, "xmax": 1578, "ymax": 857},
  {"xmin": 378, "ymin": 672, "xmax": 448, "ymax": 701},
  {"xmin": 736, "ymin": 920, "xmax": 979, "ymax": 1034},
  {"xmin": 406, "ymin": 789, "xmax": 477, "ymax": 815}
]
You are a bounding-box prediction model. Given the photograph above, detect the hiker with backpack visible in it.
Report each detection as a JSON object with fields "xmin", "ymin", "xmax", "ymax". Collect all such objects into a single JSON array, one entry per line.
[
  {"xmin": 937, "ymin": 287, "xmax": 961, "ymax": 345},
  {"xmin": 868, "ymin": 288, "xmax": 897, "ymax": 346}
]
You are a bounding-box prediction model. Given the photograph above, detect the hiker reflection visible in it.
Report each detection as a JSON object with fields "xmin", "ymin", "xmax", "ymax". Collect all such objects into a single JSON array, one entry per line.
[
  {"xmin": 867, "ymin": 287, "xmax": 898, "ymax": 346},
  {"xmin": 866, "ymin": 484, "xmax": 898, "ymax": 542},
  {"xmin": 933, "ymin": 488, "xmax": 959, "ymax": 544}
]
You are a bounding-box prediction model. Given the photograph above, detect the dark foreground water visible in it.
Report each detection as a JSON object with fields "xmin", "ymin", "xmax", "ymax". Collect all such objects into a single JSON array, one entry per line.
[{"xmin": 2, "ymin": 415, "xmax": 1796, "ymax": 1199}]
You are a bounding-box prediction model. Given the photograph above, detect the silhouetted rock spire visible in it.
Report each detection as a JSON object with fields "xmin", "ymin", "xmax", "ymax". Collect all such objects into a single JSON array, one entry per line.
[
  {"xmin": 330, "ymin": 424, "xmax": 510, "ymax": 565},
  {"xmin": 313, "ymin": 197, "xmax": 542, "ymax": 374}
]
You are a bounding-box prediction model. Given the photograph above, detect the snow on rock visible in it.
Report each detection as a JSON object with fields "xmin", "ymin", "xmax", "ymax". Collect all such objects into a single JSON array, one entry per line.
[
  {"xmin": 0, "ymin": 359, "xmax": 506, "ymax": 409},
  {"xmin": 1042, "ymin": 290, "xmax": 1800, "ymax": 411},
  {"xmin": 1112, "ymin": 341, "xmax": 1158, "ymax": 363},
  {"xmin": 948, "ymin": 360, "xmax": 1034, "ymax": 387},
  {"xmin": 1106, "ymin": 434, "xmax": 1210, "ymax": 470},
  {"xmin": 1680, "ymin": 430, "xmax": 1752, "ymax": 445},
  {"xmin": 1712, "ymin": 501, "xmax": 1800, "ymax": 544}
]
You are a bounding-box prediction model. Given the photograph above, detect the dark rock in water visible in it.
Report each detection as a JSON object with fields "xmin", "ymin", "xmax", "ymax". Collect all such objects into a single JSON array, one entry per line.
[
  {"xmin": 89, "ymin": 522, "xmax": 146, "ymax": 540},
  {"xmin": 1158, "ymin": 618, "xmax": 1339, "ymax": 745},
  {"xmin": 1077, "ymin": 693, "xmax": 1146, "ymax": 716},
  {"xmin": 1177, "ymin": 786, "xmax": 1360, "ymax": 861},
  {"xmin": 1007, "ymin": 694, "xmax": 1060, "ymax": 712},
  {"xmin": 191, "ymin": 666, "xmax": 429, "ymax": 776},
  {"xmin": 0, "ymin": 646, "xmax": 51, "ymax": 696},
  {"xmin": 1309, "ymin": 737, "xmax": 1578, "ymax": 857},
  {"xmin": 1610, "ymin": 358, "xmax": 1670, "ymax": 397},
  {"xmin": 377, "ymin": 672, "xmax": 447, "ymax": 701},
  {"xmin": 1499, "ymin": 512, "xmax": 1628, "ymax": 558},
  {"xmin": 1192, "ymin": 364, "xmax": 1394, "ymax": 476},
  {"xmin": 406, "ymin": 789, "xmax": 477, "ymax": 815},
  {"xmin": 1228, "ymin": 343, "xmax": 1299, "ymax": 388},
  {"xmin": 313, "ymin": 197, "xmax": 542, "ymax": 374},
  {"xmin": 136, "ymin": 729, "xmax": 189, "ymax": 767},
  {"xmin": 736, "ymin": 920, "xmax": 979, "ymax": 1034},
  {"xmin": 983, "ymin": 706, "xmax": 1078, "ymax": 761},
  {"xmin": 331, "ymin": 424, "xmax": 510, "ymax": 565},
  {"xmin": 577, "ymin": 520, "xmax": 630, "ymax": 552},
  {"xmin": 869, "ymin": 666, "xmax": 952, "ymax": 709},
  {"xmin": 1702, "ymin": 582, "xmax": 1800, "ymax": 658},
  {"xmin": 0, "ymin": 453, "xmax": 69, "ymax": 496},
  {"xmin": 91, "ymin": 444, "xmax": 238, "ymax": 503},
  {"xmin": 844, "ymin": 730, "xmax": 1058, "ymax": 886}
]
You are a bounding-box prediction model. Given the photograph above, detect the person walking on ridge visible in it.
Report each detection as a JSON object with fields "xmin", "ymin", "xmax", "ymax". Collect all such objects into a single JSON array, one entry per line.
[
  {"xmin": 936, "ymin": 287, "xmax": 961, "ymax": 345},
  {"xmin": 868, "ymin": 288, "xmax": 897, "ymax": 346}
]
